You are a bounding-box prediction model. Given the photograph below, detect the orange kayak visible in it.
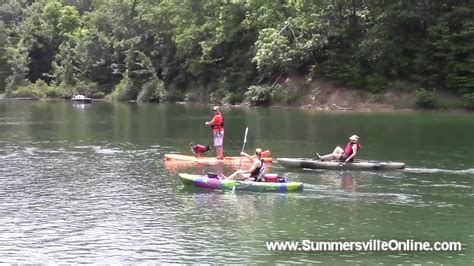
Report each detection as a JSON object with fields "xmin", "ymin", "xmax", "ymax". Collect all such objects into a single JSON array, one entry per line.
[{"xmin": 164, "ymin": 150, "xmax": 272, "ymax": 165}]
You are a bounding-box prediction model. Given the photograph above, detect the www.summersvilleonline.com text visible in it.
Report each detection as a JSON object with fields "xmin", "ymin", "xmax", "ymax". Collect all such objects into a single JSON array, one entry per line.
[{"xmin": 266, "ymin": 239, "xmax": 463, "ymax": 252}]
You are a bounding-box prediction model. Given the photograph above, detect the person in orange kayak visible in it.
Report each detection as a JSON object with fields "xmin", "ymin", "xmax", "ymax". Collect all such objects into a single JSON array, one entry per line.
[
  {"xmin": 316, "ymin": 135, "xmax": 361, "ymax": 164},
  {"xmin": 205, "ymin": 106, "xmax": 224, "ymax": 159},
  {"xmin": 224, "ymin": 148, "xmax": 266, "ymax": 181}
]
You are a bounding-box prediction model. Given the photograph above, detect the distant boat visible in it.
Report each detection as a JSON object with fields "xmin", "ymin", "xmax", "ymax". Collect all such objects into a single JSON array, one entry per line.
[{"xmin": 71, "ymin": 95, "xmax": 93, "ymax": 104}]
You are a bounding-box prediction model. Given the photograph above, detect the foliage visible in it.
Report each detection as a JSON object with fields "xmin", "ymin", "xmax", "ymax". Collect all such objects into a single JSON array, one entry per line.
[
  {"xmin": 461, "ymin": 93, "xmax": 474, "ymax": 110},
  {"xmin": 11, "ymin": 86, "xmax": 45, "ymax": 98},
  {"xmin": 0, "ymin": 21, "xmax": 10, "ymax": 91},
  {"xmin": 415, "ymin": 88, "xmax": 438, "ymax": 109},
  {"xmin": 365, "ymin": 74, "xmax": 387, "ymax": 93},
  {"xmin": 10, "ymin": 79, "xmax": 71, "ymax": 98},
  {"xmin": 184, "ymin": 90, "xmax": 200, "ymax": 103},
  {"xmin": 45, "ymin": 84, "xmax": 70, "ymax": 98},
  {"xmin": 111, "ymin": 74, "xmax": 135, "ymax": 101},
  {"xmin": 137, "ymin": 79, "xmax": 165, "ymax": 102},
  {"xmin": 209, "ymin": 89, "xmax": 227, "ymax": 104},
  {"xmin": 272, "ymin": 84, "xmax": 306, "ymax": 105},
  {"xmin": 11, "ymin": 79, "xmax": 48, "ymax": 98},
  {"xmin": 0, "ymin": 0, "xmax": 472, "ymax": 109},
  {"xmin": 74, "ymin": 80, "xmax": 100, "ymax": 98},
  {"xmin": 52, "ymin": 41, "xmax": 78, "ymax": 86},
  {"xmin": 388, "ymin": 80, "xmax": 418, "ymax": 92},
  {"xmin": 244, "ymin": 85, "xmax": 273, "ymax": 106},
  {"xmin": 422, "ymin": 4, "xmax": 474, "ymax": 93},
  {"xmin": 223, "ymin": 92, "xmax": 244, "ymax": 105},
  {"xmin": 112, "ymin": 46, "xmax": 166, "ymax": 101},
  {"xmin": 164, "ymin": 89, "xmax": 185, "ymax": 102},
  {"xmin": 253, "ymin": 28, "xmax": 292, "ymax": 73},
  {"xmin": 5, "ymin": 46, "xmax": 30, "ymax": 94}
]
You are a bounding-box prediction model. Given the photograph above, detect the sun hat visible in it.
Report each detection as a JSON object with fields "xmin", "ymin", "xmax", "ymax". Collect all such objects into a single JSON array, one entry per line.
[{"xmin": 349, "ymin": 135, "xmax": 359, "ymax": 142}]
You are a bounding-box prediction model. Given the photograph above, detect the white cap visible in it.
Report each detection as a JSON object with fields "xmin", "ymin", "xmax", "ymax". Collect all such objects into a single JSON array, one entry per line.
[
  {"xmin": 349, "ymin": 135, "xmax": 359, "ymax": 142},
  {"xmin": 212, "ymin": 106, "xmax": 219, "ymax": 111}
]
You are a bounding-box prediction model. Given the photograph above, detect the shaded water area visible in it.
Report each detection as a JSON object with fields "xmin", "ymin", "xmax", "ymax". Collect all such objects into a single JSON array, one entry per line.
[{"xmin": 0, "ymin": 100, "xmax": 472, "ymax": 264}]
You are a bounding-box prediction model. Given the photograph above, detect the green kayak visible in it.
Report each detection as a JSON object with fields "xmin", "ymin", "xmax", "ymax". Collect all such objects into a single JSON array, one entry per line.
[{"xmin": 179, "ymin": 173, "xmax": 304, "ymax": 192}]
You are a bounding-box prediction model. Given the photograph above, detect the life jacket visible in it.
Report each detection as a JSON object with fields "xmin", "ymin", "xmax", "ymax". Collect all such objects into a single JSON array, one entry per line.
[
  {"xmin": 211, "ymin": 114, "xmax": 224, "ymax": 130},
  {"xmin": 344, "ymin": 142, "xmax": 361, "ymax": 157},
  {"xmin": 250, "ymin": 159, "xmax": 266, "ymax": 181},
  {"xmin": 194, "ymin": 144, "xmax": 209, "ymax": 153}
]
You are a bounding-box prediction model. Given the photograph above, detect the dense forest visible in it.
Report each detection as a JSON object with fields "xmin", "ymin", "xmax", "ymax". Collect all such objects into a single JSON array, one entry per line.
[{"xmin": 0, "ymin": 0, "xmax": 473, "ymax": 108}]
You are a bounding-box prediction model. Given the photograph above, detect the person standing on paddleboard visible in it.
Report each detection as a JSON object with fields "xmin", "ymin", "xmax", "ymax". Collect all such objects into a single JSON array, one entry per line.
[
  {"xmin": 316, "ymin": 135, "xmax": 361, "ymax": 164},
  {"xmin": 205, "ymin": 106, "xmax": 224, "ymax": 160}
]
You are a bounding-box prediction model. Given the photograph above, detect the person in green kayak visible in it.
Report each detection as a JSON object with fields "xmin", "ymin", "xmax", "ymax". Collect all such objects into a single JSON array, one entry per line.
[
  {"xmin": 316, "ymin": 135, "xmax": 361, "ymax": 164},
  {"xmin": 224, "ymin": 148, "xmax": 266, "ymax": 181},
  {"xmin": 205, "ymin": 106, "xmax": 224, "ymax": 160}
]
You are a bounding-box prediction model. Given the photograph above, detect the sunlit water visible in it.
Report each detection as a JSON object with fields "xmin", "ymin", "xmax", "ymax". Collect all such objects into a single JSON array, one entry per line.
[{"xmin": 0, "ymin": 101, "xmax": 472, "ymax": 264}]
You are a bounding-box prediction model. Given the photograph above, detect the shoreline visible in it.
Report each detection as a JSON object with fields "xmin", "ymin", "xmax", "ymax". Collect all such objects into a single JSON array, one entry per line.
[{"xmin": 0, "ymin": 94, "xmax": 471, "ymax": 113}]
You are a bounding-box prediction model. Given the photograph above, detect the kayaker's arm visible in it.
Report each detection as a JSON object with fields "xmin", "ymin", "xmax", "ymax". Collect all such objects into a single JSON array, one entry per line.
[
  {"xmin": 232, "ymin": 152, "xmax": 256, "ymax": 175},
  {"xmin": 237, "ymin": 160, "xmax": 259, "ymax": 174},
  {"xmin": 240, "ymin": 152, "xmax": 254, "ymax": 160}
]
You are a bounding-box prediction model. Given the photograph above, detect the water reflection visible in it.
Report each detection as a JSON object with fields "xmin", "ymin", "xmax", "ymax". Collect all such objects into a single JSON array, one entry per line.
[
  {"xmin": 72, "ymin": 103, "xmax": 92, "ymax": 111},
  {"xmin": 342, "ymin": 175, "xmax": 356, "ymax": 192},
  {"xmin": 316, "ymin": 171, "xmax": 358, "ymax": 192}
]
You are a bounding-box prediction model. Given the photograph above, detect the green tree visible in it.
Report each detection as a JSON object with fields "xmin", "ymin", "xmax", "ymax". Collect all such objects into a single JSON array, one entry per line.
[
  {"xmin": 424, "ymin": 3, "xmax": 474, "ymax": 93},
  {"xmin": 253, "ymin": 28, "xmax": 292, "ymax": 77},
  {"xmin": 112, "ymin": 44, "xmax": 165, "ymax": 102},
  {"xmin": 5, "ymin": 45, "xmax": 30, "ymax": 94},
  {"xmin": 52, "ymin": 41, "xmax": 77, "ymax": 87},
  {"xmin": 0, "ymin": 0, "xmax": 472, "ymax": 107},
  {"xmin": 0, "ymin": 21, "xmax": 10, "ymax": 91}
]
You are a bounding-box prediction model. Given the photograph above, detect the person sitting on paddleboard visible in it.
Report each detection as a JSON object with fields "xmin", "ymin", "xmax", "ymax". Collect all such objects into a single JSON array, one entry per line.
[
  {"xmin": 316, "ymin": 135, "xmax": 361, "ymax": 164},
  {"xmin": 205, "ymin": 106, "xmax": 224, "ymax": 160},
  {"xmin": 224, "ymin": 148, "xmax": 266, "ymax": 181}
]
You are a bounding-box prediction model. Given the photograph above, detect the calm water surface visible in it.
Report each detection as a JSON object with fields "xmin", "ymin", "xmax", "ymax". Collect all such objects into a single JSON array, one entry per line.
[{"xmin": 0, "ymin": 101, "xmax": 472, "ymax": 264}]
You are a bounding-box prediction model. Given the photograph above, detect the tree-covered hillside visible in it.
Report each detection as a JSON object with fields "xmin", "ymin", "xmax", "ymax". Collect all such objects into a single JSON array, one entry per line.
[{"xmin": 0, "ymin": 0, "xmax": 473, "ymax": 108}]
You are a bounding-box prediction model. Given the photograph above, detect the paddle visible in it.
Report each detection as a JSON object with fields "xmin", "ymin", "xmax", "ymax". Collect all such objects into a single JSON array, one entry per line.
[
  {"xmin": 233, "ymin": 127, "xmax": 249, "ymax": 193},
  {"xmin": 238, "ymin": 127, "xmax": 249, "ymax": 170},
  {"xmin": 224, "ymin": 137, "xmax": 241, "ymax": 153}
]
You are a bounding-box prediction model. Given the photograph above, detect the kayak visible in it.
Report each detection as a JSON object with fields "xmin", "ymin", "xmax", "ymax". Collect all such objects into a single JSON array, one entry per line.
[
  {"xmin": 165, "ymin": 150, "xmax": 272, "ymax": 165},
  {"xmin": 277, "ymin": 158, "xmax": 405, "ymax": 170},
  {"xmin": 165, "ymin": 154, "xmax": 272, "ymax": 164},
  {"xmin": 165, "ymin": 157, "xmax": 273, "ymax": 173},
  {"xmin": 179, "ymin": 173, "xmax": 303, "ymax": 192}
]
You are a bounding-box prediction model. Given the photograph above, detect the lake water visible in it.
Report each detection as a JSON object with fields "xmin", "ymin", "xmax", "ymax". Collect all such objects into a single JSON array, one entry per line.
[{"xmin": 0, "ymin": 101, "xmax": 472, "ymax": 264}]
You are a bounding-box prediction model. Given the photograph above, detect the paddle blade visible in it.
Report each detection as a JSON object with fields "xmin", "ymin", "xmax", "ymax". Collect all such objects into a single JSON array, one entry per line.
[
  {"xmin": 239, "ymin": 127, "xmax": 249, "ymax": 169},
  {"xmin": 243, "ymin": 127, "xmax": 249, "ymax": 143},
  {"xmin": 261, "ymin": 150, "xmax": 271, "ymax": 157}
]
